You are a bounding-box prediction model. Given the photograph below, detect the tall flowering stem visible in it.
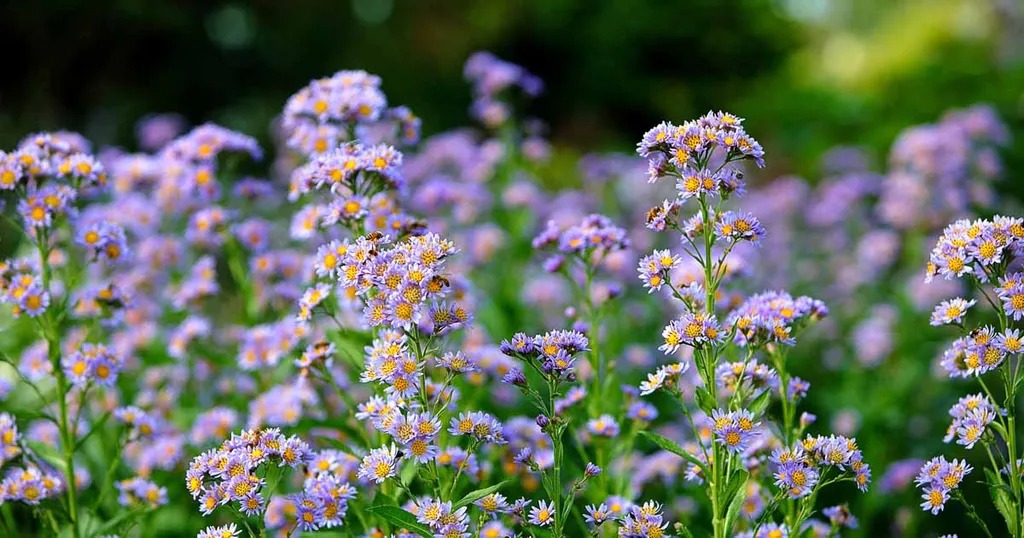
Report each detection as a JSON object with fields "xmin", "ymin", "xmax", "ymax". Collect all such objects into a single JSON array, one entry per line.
[
  {"xmin": 635, "ymin": 112, "xmax": 869, "ymax": 537},
  {"xmin": 0, "ymin": 134, "xmax": 133, "ymax": 537},
  {"xmin": 532, "ymin": 214, "xmax": 629, "ymax": 414},
  {"xmin": 917, "ymin": 216, "xmax": 1024, "ymax": 537},
  {"xmin": 500, "ymin": 330, "xmax": 594, "ymax": 538}
]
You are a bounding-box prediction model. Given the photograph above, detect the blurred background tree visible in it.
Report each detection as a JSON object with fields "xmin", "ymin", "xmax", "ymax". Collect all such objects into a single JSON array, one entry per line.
[{"xmin": 1, "ymin": 0, "xmax": 1021, "ymax": 185}]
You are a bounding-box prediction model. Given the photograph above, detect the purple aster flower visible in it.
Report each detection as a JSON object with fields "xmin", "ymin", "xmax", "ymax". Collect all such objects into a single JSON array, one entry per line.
[
  {"xmin": 16, "ymin": 283, "xmax": 49, "ymax": 318},
  {"xmin": 626, "ymin": 401, "xmax": 659, "ymax": 422},
  {"xmin": 357, "ymin": 444, "xmax": 402, "ymax": 484},
  {"xmin": 528, "ymin": 499, "xmax": 555, "ymax": 527},
  {"xmin": 586, "ymin": 415, "xmax": 620, "ymax": 437},
  {"xmin": 930, "ymin": 297, "xmax": 976, "ymax": 326},
  {"xmin": 711, "ymin": 409, "xmax": 759, "ymax": 454},
  {"xmin": 584, "ymin": 503, "xmax": 610, "ymax": 526}
]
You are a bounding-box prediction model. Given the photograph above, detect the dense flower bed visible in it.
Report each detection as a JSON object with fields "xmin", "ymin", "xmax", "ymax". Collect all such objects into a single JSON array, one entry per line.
[{"xmin": 0, "ymin": 52, "xmax": 1016, "ymax": 538}]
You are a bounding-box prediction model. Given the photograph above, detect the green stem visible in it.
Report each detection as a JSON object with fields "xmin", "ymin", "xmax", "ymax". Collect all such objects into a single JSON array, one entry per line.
[
  {"xmin": 583, "ymin": 261, "xmax": 604, "ymax": 415},
  {"xmin": 711, "ymin": 443, "xmax": 725, "ymax": 538},
  {"xmin": 548, "ymin": 376, "xmax": 566, "ymax": 538},
  {"xmin": 37, "ymin": 230, "xmax": 80, "ymax": 538},
  {"xmin": 956, "ymin": 492, "xmax": 995, "ymax": 538},
  {"xmin": 770, "ymin": 349, "xmax": 795, "ymax": 445},
  {"xmin": 225, "ymin": 237, "xmax": 258, "ymax": 324},
  {"xmin": 446, "ymin": 440, "xmax": 479, "ymax": 500}
]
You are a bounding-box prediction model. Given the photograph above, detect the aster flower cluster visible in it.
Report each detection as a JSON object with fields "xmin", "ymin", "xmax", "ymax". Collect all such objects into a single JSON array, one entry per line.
[
  {"xmin": 533, "ymin": 213, "xmax": 630, "ymax": 264},
  {"xmin": 498, "ymin": 329, "xmax": 603, "ymax": 536},
  {"xmin": 880, "ymin": 105, "xmax": 1009, "ymax": 230},
  {"xmin": 637, "ymin": 111, "xmax": 764, "ymax": 184},
  {"xmin": 943, "ymin": 393, "xmax": 998, "ymax": 449},
  {"xmin": 287, "ymin": 142, "xmax": 423, "ymax": 239},
  {"xmin": 282, "ymin": 64, "xmax": 543, "ymax": 536},
  {"xmin": 284, "ymin": 470, "xmax": 356, "ymax": 531},
  {"xmin": 531, "ymin": 213, "xmax": 628, "ymax": 421},
  {"xmin": 186, "ymin": 429, "xmax": 314, "ymax": 519},
  {"xmin": 115, "ymin": 476, "xmax": 167, "ymax": 508},
  {"xmin": 281, "ymin": 70, "xmax": 420, "ymax": 155},
  {"xmin": 2, "ymin": 46, "xmax": 1011, "ymax": 538},
  {"xmin": 0, "ymin": 412, "xmax": 65, "ymax": 507},
  {"xmin": 0, "ymin": 465, "xmax": 65, "ymax": 505},
  {"xmin": 726, "ymin": 291, "xmax": 829, "ymax": 348},
  {"xmin": 0, "ymin": 134, "xmax": 121, "ymax": 321},
  {"xmin": 61, "ymin": 342, "xmax": 124, "ymax": 388},
  {"xmin": 712, "ymin": 409, "xmax": 761, "ymax": 454},
  {"xmin": 919, "ymin": 215, "xmax": 1024, "ymax": 537},
  {"xmin": 164, "ymin": 122, "xmax": 260, "ymax": 177},
  {"xmin": 301, "ymin": 232, "xmax": 469, "ymax": 333},
  {"xmin": 464, "ymin": 51, "xmax": 543, "ymax": 128},
  {"xmin": 583, "ymin": 499, "xmax": 669, "ymax": 537},
  {"xmin": 632, "ymin": 113, "xmax": 868, "ymax": 537},
  {"xmin": 915, "ymin": 456, "xmax": 972, "ymax": 515},
  {"xmin": 0, "ymin": 130, "xmax": 171, "ymax": 536},
  {"xmin": 500, "ymin": 329, "xmax": 590, "ymax": 382}
]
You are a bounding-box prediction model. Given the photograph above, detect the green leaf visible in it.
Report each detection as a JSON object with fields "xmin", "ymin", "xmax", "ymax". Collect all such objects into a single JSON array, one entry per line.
[
  {"xmin": 638, "ymin": 431, "xmax": 707, "ymax": 476},
  {"xmin": 990, "ymin": 420, "xmax": 1009, "ymax": 442},
  {"xmin": 26, "ymin": 440, "xmax": 67, "ymax": 473},
  {"xmin": 675, "ymin": 523, "xmax": 696, "ymax": 538},
  {"xmin": 985, "ymin": 468, "xmax": 1017, "ymax": 533},
  {"xmin": 723, "ymin": 470, "xmax": 750, "ymax": 532},
  {"xmin": 695, "ymin": 386, "xmax": 716, "ymax": 413},
  {"xmin": 365, "ymin": 505, "xmax": 433, "ymax": 537},
  {"xmin": 748, "ymin": 389, "xmax": 772, "ymax": 417},
  {"xmin": 724, "ymin": 469, "xmax": 749, "ymax": 502},
  {"xmin": 399, "ymin": 460, "xmax": 418, "ymax": 487},
  {"xmin": 92, "ymin": 507, "xmax": 146, "ymax": 535},
  {"xmin": 76, "ymin": 411, "xmax": 113, "ymax": 450},
  {"xmin": 454, "ymin": 480, "xmax": 509, "ymax": 509},
  {"xmin": 315, "ymin": 436, "xmax": 361, "ymax": 457}
]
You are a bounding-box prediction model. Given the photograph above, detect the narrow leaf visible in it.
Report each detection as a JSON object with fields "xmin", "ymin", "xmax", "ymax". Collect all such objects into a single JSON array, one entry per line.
[
  {"xmin": 723, "ymin": 471, "xmax": 750, "ymax": 531},
  {"xmin": 26, "ymin": 440, "xmax": 67, "ymax": 473},
  {"xmin": 725, "ymin": 469, "xmax": 749, "ymax": 501},
  {"xmin": 985, "ymin": 468, "xmax": 1017, "ymax": 533},
  {"xmin": 93, "ymin": 507, "xmax": 145, "ymax": 535},
  {"xmin": 365, "ymin": 505, "xmax": 433, "ymax": 537},
  {"xmin": 639, "ymin": 431, "xmax": 707, "ymax": 475},
  {"xmin": 76, "ymin": 411, "xmax": 113, "ymax": 450},
  {"xmin": 748, "ymin": 389, "xmax": 772, "ymax": 417},
  {"xmin": 695, "ymin": 386, "xmax": 717, "ymax": 413},
  {"xmin": 454, "ymin": 480, "xmax": 509, "ymax": 509}
]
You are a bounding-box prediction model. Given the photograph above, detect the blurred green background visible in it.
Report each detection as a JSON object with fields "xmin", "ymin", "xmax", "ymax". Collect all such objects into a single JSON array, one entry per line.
[{"xmin": 1, "ymin": 0, "xmax": 1022, "ymax": 186}]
